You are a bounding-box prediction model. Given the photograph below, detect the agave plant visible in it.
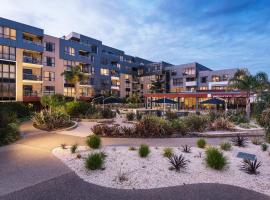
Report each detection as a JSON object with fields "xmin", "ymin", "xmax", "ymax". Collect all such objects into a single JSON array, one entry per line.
[
  {"xmin": 181, "ymin": 144, "xmax": 191, "ymax": 153},
  {"xmin": 231, "ymin": 134, "xmax": 248, "ymax": 147},
  {"xmin": 168, "ymin": 154, "xmax": 189, "ymax": 172},
  {"xmin": 240, "ymin": 159, "xmax": 262, "ymax": 175}
]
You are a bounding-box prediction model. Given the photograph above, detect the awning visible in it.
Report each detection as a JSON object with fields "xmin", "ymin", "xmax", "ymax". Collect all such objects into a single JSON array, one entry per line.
[
  {"xmin": 152, "ymin": 98, "xmax": 177, "ymax": 104},
  {"xmin": 200, "ymin": 98, "xmax": 225, "ymax": 105}
]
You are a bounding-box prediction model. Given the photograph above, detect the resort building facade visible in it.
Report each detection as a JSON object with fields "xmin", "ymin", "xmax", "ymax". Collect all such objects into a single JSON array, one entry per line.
[{"xmin": 0, "ymin": 17, "xmax": 246, "ymax": 108}]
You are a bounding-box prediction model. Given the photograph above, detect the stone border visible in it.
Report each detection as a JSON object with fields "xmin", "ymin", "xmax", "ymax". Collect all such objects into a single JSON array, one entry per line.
[
  {"xmin": 32, "ymin": 121, "xmax": 78, "ymax": 133},
  {"xmin": 195, "ymin": 129, "xmax": 265, "ymax": 138}
]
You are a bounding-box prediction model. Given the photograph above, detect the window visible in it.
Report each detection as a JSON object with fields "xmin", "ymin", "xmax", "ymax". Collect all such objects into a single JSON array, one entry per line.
[
  {"xmin": 44, "ymin": 42, "xmax": 55, "ymax": 52},
  {"xmin": 91, "ymin": 46, "xmax": 98, "ymax": 53},
  {"xmin": 212, "ymin": 75, "xmax": 220, "ymax": 82},
  {"xmin": 43, "ymin": 56, "xmax": 55, "ymax": 67},
  {"xmin": 212, "ymin": 86, "xmax": 227, "ymax": 90},
  {"xmin": 64, "ymin": 46, "xmax": 75, "ymax": 56},
  {"xmin": 44, "ymin": 86, "xmax": 55, "ymax": 95},
  {"xmin": 64, "ymin": 87, "xmax": 75, "ymax": 97},
  {"xmin": 186, "ymin": 77, "xmax": 195, "ymax": 82},
  {"xmin": 0, "ymin": 26, "xmax": 16, "ymax": 40},
  {"xmin": 184, "ymin": 67, "xmax": 195, "ymax": 75},
  {"xmin": 0, "ymin": 62, "xmax": 16, "ymax": 101},
  {"xmin": 117, "ymin": 63, "xmax": 121, "ymax": 69},
  {"xmin": 222, "ymin": 74, "xmax": 228, "ymax": 81},
  {"xmin": 171, "ymin": 70, "xmax": 177, "ymax": 76},
  {"xmin": 201, "ymin": 76, "xmax": 207, "ymax": 83},
  {"xmin": 101, "ymin": 57, "xmax": 109, "ymax": 65},
  {"xmin": 199, "ymin": 86, "xmax": 208, "ymax": 90},
  {"xmin": 64, "ymin": 60, "xmax": 77, "ymax": 71},
  {"xmin": 173, "ymin": 78, "xmax": 183, "ymax": 86},
  {"xmin": 100, "ymin": 68, "xmax": 109, "ymax": 75},
  {"xmin": 44, "ymin": 71, "xmax": 55, "ymax": 81},
  {"xmin": 0, "ymin": 45, "xmax": 16, "ymax": 61}
]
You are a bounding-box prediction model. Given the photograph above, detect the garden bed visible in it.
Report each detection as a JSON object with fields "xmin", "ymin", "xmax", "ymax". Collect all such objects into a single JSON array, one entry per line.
[
  {"xmin": 53, "ymin": 144, "xmax": 270, "ymax": 196},
  {"xmin": 34, "ymin": 121, "xmax": 77, "ymax": 132}
]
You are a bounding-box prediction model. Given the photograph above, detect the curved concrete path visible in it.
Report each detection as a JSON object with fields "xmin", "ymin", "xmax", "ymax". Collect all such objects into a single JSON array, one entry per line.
[{"xmin": 0, "ymin": 122, "xmax": 269, "ymax": 200}]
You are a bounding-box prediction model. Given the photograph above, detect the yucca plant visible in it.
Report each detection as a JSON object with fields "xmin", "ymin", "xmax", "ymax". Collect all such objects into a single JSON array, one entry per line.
[
  {"xmin": 231, "ymin": 135, "xmax": 248, "ymax": 147},
  {"xmin": 60, "ymin": 143, "xmax": 67, "ymax": 149},
  {"xmin": 70, "ymin": 144, "xmax": 78, "ymax": 154},
  {"xmin": 240, "ymin": 159, "xmax": 262, "ymax": 175},
  {"xmin": 168, "ymin": 154, "xmax": 189, "ymax": 172},
  {"xmin": 181, "ymin": 144, "xmax": 191, "ymax": 153}
]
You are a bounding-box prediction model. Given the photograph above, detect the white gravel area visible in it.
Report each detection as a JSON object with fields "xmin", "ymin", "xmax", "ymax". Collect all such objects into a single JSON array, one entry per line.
[{"xmin": 53, "ymin": 143, "xmax": 270, "ymax": 196}]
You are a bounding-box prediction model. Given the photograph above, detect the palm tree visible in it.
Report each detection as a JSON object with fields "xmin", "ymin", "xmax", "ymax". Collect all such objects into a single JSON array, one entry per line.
[
  {"xmin": 61, "ymin": 66, "xmax": 88, "ymax": 101},
  {"xmin": 150, "ymin": 77, "xmax": 165, "ymax": 93},
  {"xmin": 229, "ymin": 69, "xmax": 269, "ymax": 120}
]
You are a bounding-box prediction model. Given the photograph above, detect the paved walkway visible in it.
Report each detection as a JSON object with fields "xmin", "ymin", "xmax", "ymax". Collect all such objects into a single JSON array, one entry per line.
[{"xmin": 0, "ymin": 121, "xmax": 269, "ymax": 199}]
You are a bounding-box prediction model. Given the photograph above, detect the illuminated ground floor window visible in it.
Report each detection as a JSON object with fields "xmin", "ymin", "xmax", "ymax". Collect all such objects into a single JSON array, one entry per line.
[{"xmin": 0, "ymin": 60, "xmax": 16, "ymax": 101}]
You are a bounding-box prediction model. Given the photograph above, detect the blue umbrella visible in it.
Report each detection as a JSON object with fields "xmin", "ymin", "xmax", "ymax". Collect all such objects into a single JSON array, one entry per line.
[
  {"xmin": 200, "ymin": 98, "xmax": 225, "ymax": 105},
  {"xmin": 152, "ymin": 98, "xmax": 177, "ymax": 104}
]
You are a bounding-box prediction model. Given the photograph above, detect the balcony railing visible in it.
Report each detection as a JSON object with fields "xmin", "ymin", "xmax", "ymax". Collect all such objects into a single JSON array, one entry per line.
[
  {"xmin": 23, "ymin": 90, "xmax": 40, "ymax": 97},
  {"xmin": 23, "ymin": 56, "xmax": 42, "ymax": 65},
  {"xmin": 0, "ymin": 53, "xmax": 16, "ymax": 61},
  {"xmin": 23, "ymin": 73, "xmax": 42, "ymax": 81},
  {"xmin": 23, "ymin": 39, "xmax": 43, "ymax": 47},
  {"xmin": 43, "ymin": 91, "xmax": 55, "ymax": 95}
]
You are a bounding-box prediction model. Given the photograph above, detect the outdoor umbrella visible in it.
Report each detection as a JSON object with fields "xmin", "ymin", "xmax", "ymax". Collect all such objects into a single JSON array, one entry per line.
[
  {"xmin": 152, "ymin": 98, "xmax": 177, "ymax": 114},
  {"xmin": 200, "ymin": 98, "xmax": 225, "ymax": 105}
]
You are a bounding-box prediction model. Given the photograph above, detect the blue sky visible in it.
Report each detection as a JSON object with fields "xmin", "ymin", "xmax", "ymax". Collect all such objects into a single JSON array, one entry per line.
[{"xmin": 1, "ymin": 0, "xmax": 270, "ymax": 74}]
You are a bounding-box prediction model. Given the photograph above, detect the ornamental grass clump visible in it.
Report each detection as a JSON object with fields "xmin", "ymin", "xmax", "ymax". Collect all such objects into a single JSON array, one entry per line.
[
  {"xmin": 139, "ymin": 144, "xmax": 150, "ymax": 158},
  {"xmin": 197, "ymin": 138, "xmax": 206, "ymax": 148},
  {"xmin": 205, "ymin": 147, "xmax": 228, "ymax": 170},
  {"xmin": 163, "ymin": 147, "xmax": 173, "ymax": 157},
  {"xmin": 126, "ymin": 112, "xmax": 135, "ymax": 121},
  {"xmin": 85, "ymin": 152, "xmax": 104, "ymax": 170},
  {"xmin": 261, "ymin": 143, "xmax": 268, "ymax": 151},
  {"xmin": 220, "ymin": 142, "xmax": 232, "ymax": 151},
  {"xmin": 86, "ymin": 135, "xmax": 101, "ymax": 149},
  {"xmin": 70, "ymin": 144, "xmax": 78, "ymax": 154}
]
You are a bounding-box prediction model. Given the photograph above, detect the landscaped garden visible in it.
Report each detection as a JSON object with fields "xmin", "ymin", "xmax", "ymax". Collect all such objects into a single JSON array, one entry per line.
[{"xmin": 53, "ymin": 135, "xmax": 270, "ymax": 195}]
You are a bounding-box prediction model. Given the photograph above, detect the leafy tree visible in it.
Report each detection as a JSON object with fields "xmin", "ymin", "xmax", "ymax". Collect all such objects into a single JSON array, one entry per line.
[
  {"xmin": 229, "ymin": 69, "xmax": 269, "ymax": 120},
  {"xmin": 40, "ymin": 94, "xmax": 66, "ymax": 113},
  {"xmin": 126, "ymin": 93, "xmax": 141, "ymax": 104},
  {"xmin": 61, "ymin": 66, "xmax": 88, "ymax": 101}
]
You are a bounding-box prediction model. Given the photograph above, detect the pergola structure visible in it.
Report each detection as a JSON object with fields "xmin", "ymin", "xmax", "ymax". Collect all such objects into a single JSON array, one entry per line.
[{"xmin": 144, "ymin": 90, "xmax": 247, "ymax": 111}]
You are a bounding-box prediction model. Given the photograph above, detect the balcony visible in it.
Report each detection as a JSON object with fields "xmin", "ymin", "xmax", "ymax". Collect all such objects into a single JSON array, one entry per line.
[
  {"xmin": 23, "ymin": 56, "xmax": 42, "ymax": 65},
  {"xmin": 22, "ymin": 32, "xmax": 43, "ymax": 50},
  {"xmin": 23, "ymin": 50, "xmax": 43, "ymax": 68},
  {"xmin": 185, "ymin": 81, "xmax": 197, "ymax": 87},
  {"xmin": 23, "ymin": 73, "xmax": 43, "ymax": 83},
  {"xmin": 23, "ymin": 90, "xmax": 41, "ymax": 102}
]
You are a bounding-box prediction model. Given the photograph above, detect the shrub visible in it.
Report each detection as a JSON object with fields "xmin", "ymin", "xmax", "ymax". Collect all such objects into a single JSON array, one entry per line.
[
  {"xmin": 86, "ymin": 135, "xmax": 101, "ymax": 149},
  {"xmin": 260, "ymin": 108, "xmax": 270, "ymax": 143},
  {"xmin": 61, "ymin": 143, "xmax": 67, "ymax": 149},
  {"xmin": 85, "ymin": 153, "xmax": 104, "ymax": 170},
  {"xmin": 205, "ymin": 147, "xmax": 227, "ymax": 170},
  {"xmin": 91, "ymin": 124, "xmax": 121, "ymax": 137},
  {"xmin": 240, "ymin": 159, "xmax": 262, "ymax": 175},
  {"xmin": 197, "ymin": 138, "xmax": 206, "ymax": 148},
  {"xmin": 139, "ymin": 144, "xmax": 150, "ymax": 157},
  {"xmin": 211, "ymin": 118, "xmax": 235, "ymax": 131},
  {"xmin": 261, "ymin": 143, "xmax": 268, "ymax": 151},
  {"xmin": 171, "ymin": 119, "xmax": 188, "ymax": 135},
  {"xmin": 100, "ymin": 108, "xmax": 115, "ymax": 119},
  {"xmin": 163, "ymin": 147, "xmax": 173, "ymax": 157},
  {"xmin": 136, "ymin": 112, "xmax": 143, "ymax": 121},
  {"xmin": 251, "ymin": 137, "xmax": 262, "ymax": 145},
  {"xmin": 168, "ymin": 154, "xmax": 189, "ymax": 172},
  {"xmin": 135, "ymin": 115, "xmax": 174, "ymax": 137},
  {"xmin": 220, "ymin": 142, "xmax": 232, "ymax": 151},
  {"xmin": 128, "ymin": 146, "xmax": 136, "ymax": 151},
  {"xmin": 0, "ymin": 123, "xmax": 20, "ymax": 146},
  {"xmin": 32, "ymin": 109, "xmax": 71, "ymax": 131},
  {"xmin": 66, "ymin": 101, "xmax": 96, "ymax": 118},
  {"xmin": 121, "ymin": 126, "xmax": 134, "ymax": 136},
  {"xmin": 184, "ymin": 114, "xmax": 209, "ymax": 132},
  {"xmin": 231, "ymin": 135, "xmax": 248, "ymax": 147},
  {"xmin": 126, "ymin": 112, "xmax": 135, "ymax": 121},
  {"xmin": 70, "ymin": 144, "xmax": 78, "ymax": 154},
  {"xmin": 165, "ymin": 111, "xmax": 178, "ymax": 121},
  {"xmin": 238, "ymin": 123, "xmax": 257, "ymax": 129},
  {"xmin": 227, "ymin": 110, "xmax": 248, "ymax": 124},
  {"xmin": 181, "ymin": 144, "xmax": 191, "ymax": 153},
  {"xmin": 0, "ymin": 102, "xmax": 31, "ymax": 119}
]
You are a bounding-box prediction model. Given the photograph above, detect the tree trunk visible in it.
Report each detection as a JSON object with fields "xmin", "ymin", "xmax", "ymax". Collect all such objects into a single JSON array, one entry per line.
[
  {"xmin": 246, "ymin": 93, "xmax": 251, "ymax": 120},
  {"xmin": 74, "ymin": 82, "xmax": 79, "ymax": 101}
]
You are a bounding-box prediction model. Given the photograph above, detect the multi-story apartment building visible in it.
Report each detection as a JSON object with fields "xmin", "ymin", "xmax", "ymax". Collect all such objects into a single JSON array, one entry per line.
[{"xmin": 0, "ymin": 17, "xmax": 245, "ymax": 108}]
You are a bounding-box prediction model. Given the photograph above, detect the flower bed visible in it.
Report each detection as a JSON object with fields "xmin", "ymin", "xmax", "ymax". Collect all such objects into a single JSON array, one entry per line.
[{"xmin": 53, "ymin": 143, "xmax": 270, "ymax": 196}]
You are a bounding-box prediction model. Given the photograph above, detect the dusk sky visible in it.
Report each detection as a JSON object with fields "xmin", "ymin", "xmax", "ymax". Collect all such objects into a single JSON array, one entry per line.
[{"xmin": 1, "ymin": 0, "xmax": 270, "ymax": 74}]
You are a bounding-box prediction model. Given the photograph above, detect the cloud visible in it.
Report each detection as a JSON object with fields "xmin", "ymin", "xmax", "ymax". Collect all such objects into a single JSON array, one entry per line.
[{"xmin": 0, "ymin": 0, "xmax": 269, "ymax": 74}]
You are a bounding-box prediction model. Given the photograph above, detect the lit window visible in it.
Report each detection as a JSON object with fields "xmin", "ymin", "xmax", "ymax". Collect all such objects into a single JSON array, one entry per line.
[
  {"xmin": 212, "ymin": 76, "xmax": 220, "ymax": 82},
  {"xmin": 64, "ymin": 46, "xmax": 75, "ymax": 56},
  {"xmin": 100, "ymin": 68, "xmax": 109, "ymax": 75}
]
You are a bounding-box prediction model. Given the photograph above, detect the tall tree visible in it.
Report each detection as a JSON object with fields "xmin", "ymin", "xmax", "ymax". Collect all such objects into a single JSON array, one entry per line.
[
  {"xmin": 61, "ymin": 66, "xmax": 88, "ymax": 101},
  {"xmin": 229, "ymin": 69, "xmax": 269, "ymax": 120},
  {"xmin": 150, "ymin": 77, "xmax": 165, "ymax": 93}
]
